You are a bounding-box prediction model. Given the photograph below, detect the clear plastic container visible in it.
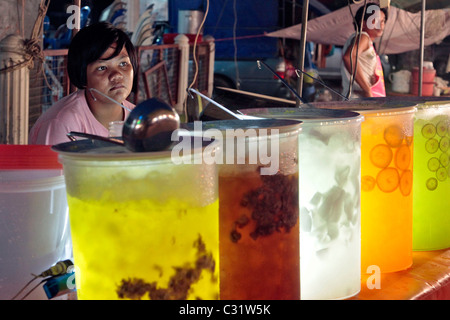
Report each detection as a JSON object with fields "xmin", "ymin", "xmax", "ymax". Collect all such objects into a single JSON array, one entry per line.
[
  {"xmin": 412, "ymin": 101, "xmax": 450, "ymax": 250},
  {"xmin": 238, "ymin": 109, "xmax": 363, "ymax": 300},
  {"xmin": 52, "ymin": 137, "xmax": 219, "ymax": 300},
  {"xmin": 183, "ymin": 119, "xmax": 302, "ymax": 300}
]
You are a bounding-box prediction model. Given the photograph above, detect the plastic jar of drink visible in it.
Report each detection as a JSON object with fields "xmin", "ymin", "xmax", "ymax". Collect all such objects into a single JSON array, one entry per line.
[
  {"xmin": 411, "ymin": 101, "xmax": 450, "ymax": 250},
  {"xmin": 52, "ymin": 137, "xmax": 219, "ymax": 300},
  {"xmin": 362, "ymin": 97, "xmax": 450, "ymax": 250},
  {"xmin": 238, "ymin": 108, "xmax": 363, "ymax": 300},
  {"xmin": 310, "ymin": 100, "xmax": 417, "ymax": 274},
  {"xmin": 182, "ymin": 119, "xmax": 302, "ymax": 300}
]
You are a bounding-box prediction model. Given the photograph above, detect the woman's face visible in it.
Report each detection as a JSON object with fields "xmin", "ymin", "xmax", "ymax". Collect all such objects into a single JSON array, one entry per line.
[
  {"xmin": 85, "ymin": 43, "xmax": 134, "ymax": 104},
  {"xmin": 364, "ymin": 10, "xmax": 386, "ymax": 39}
]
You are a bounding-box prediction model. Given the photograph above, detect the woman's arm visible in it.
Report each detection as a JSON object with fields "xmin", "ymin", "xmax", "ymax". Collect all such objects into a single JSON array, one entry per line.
[{"xmin": 342, "ymin": 34, "xmax": 373, "ymax": 97}]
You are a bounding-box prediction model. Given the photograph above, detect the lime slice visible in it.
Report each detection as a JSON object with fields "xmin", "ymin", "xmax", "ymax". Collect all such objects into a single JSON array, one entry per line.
[
  {"xmin": 425, "ymin": 138, "xmax": 439, "ymax": 154},
  {"xmin": 395, "ymin": 145, "xmax": 411, "ymax": 170},
  {"xmin": 436, "ymin": 120, "xmax": 448, "ymax": 137},
  {"xmin": 427, "ymin": 157, "xmax": 440, "ymax": 172},
  {"xmin": 440, "ymin": 153, "xmax": 450, "ymax": 167},
  {"xmin": 426, "ymin": 177, "xmax": 438, "ymax": 191},
  {"xmin": 370, "ymin": 144, "xmax": 393, "ymax": 168},
  {"xmin": 361, "ymin": 175, "xmax": 376, "ymax": 192},
  {"xmin": 376, "ymin": 167, "xmax": 400, "ymax": 193},
  {"xmin": 436, "ymin": 167, "xmax": 447, "ymax": 182},
  {"xmin": 384, "ymin": 125, "xmax": 404, "ymax": 148},
  {"xmin": 399, "ymin": 170, "xmax": 413, "ymax": 196},
  {"xmin": 421, "ymin": 123, "xmax": 436, "ymax": 139},
  {"xmin": 439, "ymin": 136, "xmax": 449, "ymax": 152}
]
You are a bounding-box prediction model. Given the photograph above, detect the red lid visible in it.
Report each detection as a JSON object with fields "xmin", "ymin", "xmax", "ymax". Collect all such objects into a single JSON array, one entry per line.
[{"xmin": 0, "ymin": 145, "xmax": 62, "ymax": 170}]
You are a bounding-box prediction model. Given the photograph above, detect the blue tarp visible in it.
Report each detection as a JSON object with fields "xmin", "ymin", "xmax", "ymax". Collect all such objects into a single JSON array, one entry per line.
[{"xmin": 169, "ymin": 0, "xmax": 279, "ymax": 59}]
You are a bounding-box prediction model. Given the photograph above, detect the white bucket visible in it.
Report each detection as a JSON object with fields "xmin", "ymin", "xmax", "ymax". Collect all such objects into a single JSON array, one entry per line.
[
  {"xmin": 0, "ymin": 147, "xmax": 72, "ymax": 300},
  {"xmin": 389, "ymin": 70, "xmax": 411, "ymax": 93}
]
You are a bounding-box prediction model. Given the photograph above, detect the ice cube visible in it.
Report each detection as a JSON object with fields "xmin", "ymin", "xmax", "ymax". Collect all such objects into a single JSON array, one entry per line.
[
  {"xmin": 312, "ymin": 225, "xmax": 331, "ymax": 250},
  {"xmin": 335, "ymin": 165, "xmax": 350, "ymax": 187},
  {"xmin": 343, "ymin": 192, "xmax": 354, "ymax": 223},
  {"xmin": 310, "ymin": 192, "xmax": 323, "ymax": 207},
  {"xmin": 300, "ymin": 207, "xmax": 312, "ymax": 232},
  {"xmin": 317, "ymin": 186, "xmax": 345, "ymax": 223},
  {"xmin": 327, "ymin": 221, "xmax": 339, "ymax": 241},
  {"xmin": 308, "ymin": 128, "xmax": 331, "ymax": 145}
]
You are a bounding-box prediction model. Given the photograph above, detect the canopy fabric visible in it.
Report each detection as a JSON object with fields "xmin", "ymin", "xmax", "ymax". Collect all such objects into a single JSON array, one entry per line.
[{"xmin": 266, "ymin": 4, "xmax": 450, "ymax": 54}]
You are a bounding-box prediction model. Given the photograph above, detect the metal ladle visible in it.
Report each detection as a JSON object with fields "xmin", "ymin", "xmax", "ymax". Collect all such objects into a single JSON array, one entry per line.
[{"xmin": 68, "ymin": 96, "xmax": 180, "ymax": 152}]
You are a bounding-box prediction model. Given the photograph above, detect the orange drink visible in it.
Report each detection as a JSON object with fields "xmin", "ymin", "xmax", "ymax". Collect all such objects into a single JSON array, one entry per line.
[{"xmin": 358, "ymin": 106, "xmax": 416, "ymax": 273}]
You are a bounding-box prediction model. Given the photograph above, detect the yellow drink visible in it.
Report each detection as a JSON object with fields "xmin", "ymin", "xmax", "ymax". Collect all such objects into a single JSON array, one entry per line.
[
  {"xmin": 55, "ymin": 141, "xmax": 219, "ymax": 300},
  {"xmin": 359, "ymin": 107, "xmax": 415, "ymax": 273},
  {"xmin": 69, "ymin": 196, "xmax": 219, "ymax": 300}
]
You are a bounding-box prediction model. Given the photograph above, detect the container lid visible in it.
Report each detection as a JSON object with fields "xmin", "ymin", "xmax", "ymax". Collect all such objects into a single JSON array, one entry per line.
[
  {"xmin": 52, "ymin": 135, "xmax": 218, "ymax": 160},
  {"xmin": 0, "ymin": 145, "xmax": 62, "ymax": 170},
  {"xmin": 180, "ymin": 118, "xmax": 302, "ymax": 133},
  {"xmin": 360, "ymin": 97, "xmax": 450, "ymax": 109},
  {"xmin": 308, "ymin": 99, "xmax": 417, "ymax": 116},
  {"xmin": 237, "ymin": 107, "xmax": 362, "ymax": 124}
]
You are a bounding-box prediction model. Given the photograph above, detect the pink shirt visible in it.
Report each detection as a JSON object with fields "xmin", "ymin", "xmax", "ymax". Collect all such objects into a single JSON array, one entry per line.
[{"xmin": 29, "ymin": 89, "xmax": 134, "ymax": 145}]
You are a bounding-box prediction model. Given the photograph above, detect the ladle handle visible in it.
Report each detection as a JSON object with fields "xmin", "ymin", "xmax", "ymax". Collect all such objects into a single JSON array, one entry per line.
[
  {"xmin": 295, "ymin": 68, "xmax": 348, "ymax": 100},
  {"xmin": 188, "ymin": 88, "xmax": 244, "ymax": 120},
  {"xmin": 256, "ymin": 60, "xmax": 307, "ymax": 104},
  {"xmin": 67, "ymin": 131, "xmax": 125, "ymax": 146}
]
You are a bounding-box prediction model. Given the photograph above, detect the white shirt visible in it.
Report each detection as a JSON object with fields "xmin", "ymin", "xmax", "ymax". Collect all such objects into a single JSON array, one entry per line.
[{"xmin": 341, "ymin": 32, "xmax": 378, "ymax": 97}]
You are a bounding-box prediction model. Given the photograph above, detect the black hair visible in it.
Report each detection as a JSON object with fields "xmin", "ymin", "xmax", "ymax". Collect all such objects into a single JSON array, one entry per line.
[
  {"xmin": 353, "ymin": 4, "xmax": 388, "ymax": 31},
  {"xmin": 67, "ymin": 22, "xmax": 138, "ymax": 90}
]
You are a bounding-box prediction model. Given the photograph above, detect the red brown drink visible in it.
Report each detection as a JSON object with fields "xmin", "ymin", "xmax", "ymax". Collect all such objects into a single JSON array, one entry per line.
[{"xmin": 219, "ymin": 168, "xmax": 300, "ymax": 300}]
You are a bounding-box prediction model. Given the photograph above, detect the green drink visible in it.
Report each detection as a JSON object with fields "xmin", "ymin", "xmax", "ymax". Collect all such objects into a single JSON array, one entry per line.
[{"xmin": 413, "ymin": 102, "xmax": 450, "ymax": 250}]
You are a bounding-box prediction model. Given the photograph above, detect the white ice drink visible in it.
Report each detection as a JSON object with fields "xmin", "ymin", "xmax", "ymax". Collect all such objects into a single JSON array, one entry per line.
[{"xmin": 299, "ymin": 119, "xmax": 362, "ymax": 300}]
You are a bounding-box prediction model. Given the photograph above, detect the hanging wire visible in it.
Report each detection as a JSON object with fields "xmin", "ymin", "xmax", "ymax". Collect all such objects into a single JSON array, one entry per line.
[
  {"xmin": 10, "ymin": 275, "xmax": 40, "ymax": 300},
  {"xmin": 184, "ymin": 0, "xmax": 210, "ymax": 119},
  {"xmin": 10, "ymin": 260, "xmax": 73, "ymax": 300},
  {"xmin": 18, "ymin": 279, "xmax": 47, "ymax": 300},
  {"xmin": 346, "ymin": 0, "xmax": 368, "ymax": 99},
  {"xmin": 232, "ymin": 0, "xmax": 240, "ymax": 89}
]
